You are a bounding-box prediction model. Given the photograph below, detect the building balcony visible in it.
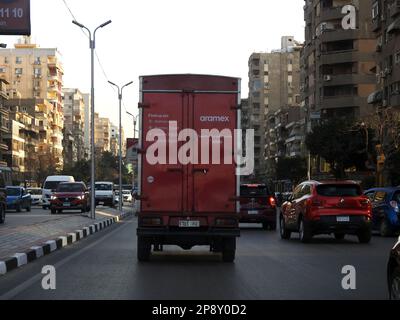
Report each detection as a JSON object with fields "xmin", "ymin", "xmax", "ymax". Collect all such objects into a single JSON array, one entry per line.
[
  {"xmin": 390, "ymin": 94, "xmax": 400, "ymax": 108},
  {"xmin": 320, "ymin": 50, "xmax": 359, "ymax": 65},
  {"xmin": 321, "ymin": 95, "xmax": 365, "ymax": 109},
  {"xmin": 0, "ymin": 160, "xmax": 8, "ymax": 167},
  {"xmin": 320, "ymin": 29, "xmax": 359, "ymax": 43},
  {"xmin": 0, "ymin": 143, "xmax": 8, "ymax": 151},
  {"xmin": 286, "ymin": 136, "xmax": 304, "ymax": 144},
  {"xmin": 321, "ymin": 74, "xmax": 376, "ymax": 87},
  {"xmin": 318, "ymin": 6, "xmax": 346, "ymax": 24}
]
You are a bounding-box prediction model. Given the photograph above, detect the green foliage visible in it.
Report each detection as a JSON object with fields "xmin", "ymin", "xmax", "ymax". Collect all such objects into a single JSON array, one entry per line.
[
  {"xmin": 276, "ymin": 157, "xmax": 307, "ymax": 185},
  {"xmin": 306, "ymin": 118, "xmax": 374, "ymax": 179}
]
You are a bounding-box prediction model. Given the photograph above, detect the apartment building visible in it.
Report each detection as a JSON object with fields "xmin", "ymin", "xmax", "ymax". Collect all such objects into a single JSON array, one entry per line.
[
  {"xmin": 248, "ymin": 36, "xmax": 302, "ymax": 180},
  {"xmin": 110, "ymin": 124, "xmax": 126, "ymax": 157},
  {"xmin": 94, "ymin": 113, "xmax": 111, "ymax": 153},
  {"xmin": 368, "ymin": 0, "xmax": 400, "ymax": 109},
  {"xmin": 0, "ymin": 38, "xmax": 64, "ymax": 169},
  {"xmin": 0, "ymin": 79, "xmax": 9, "ymax": 167},
  {"xmin": 301, "ymin": 0, "xmax": 376, "ymax": 121},
  {"xmin": 62, "ymin": 88, "xmax": 88, "ymax": 167}
]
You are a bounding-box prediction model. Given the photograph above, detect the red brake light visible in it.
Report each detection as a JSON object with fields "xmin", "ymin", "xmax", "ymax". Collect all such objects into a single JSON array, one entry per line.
[{"xmin": 269, "ymin": 197, "xmax": 276, "ymax": 207}]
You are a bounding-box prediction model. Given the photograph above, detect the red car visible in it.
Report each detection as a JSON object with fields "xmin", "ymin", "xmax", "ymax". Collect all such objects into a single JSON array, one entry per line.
[
  {"xmin": 280, "ymin": 181, "xmax": 372, "ymax": 243},
  {"xmin": 50, "ymin": 182, "xmax": 90, "ymax": 214},
  {"xmin": 239, "ymin": 184, "xmax": 277, "ymax": 230}
]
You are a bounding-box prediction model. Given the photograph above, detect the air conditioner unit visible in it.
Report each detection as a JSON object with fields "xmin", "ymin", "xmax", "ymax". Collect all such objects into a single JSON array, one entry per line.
[
  {"xmin": 382, "ymin": 100, "xmax": 388, "ymax": 107},
  {"xmin": 385, "ymin": 67, "xmax": 392, "ymax": 75},
  {"xmin": 381, "ymin": 71, "xmax": 387, "ymax": 78},
  {"xmin": 323, "ymin": 75, "xmax": 332, "ymax": 81}
]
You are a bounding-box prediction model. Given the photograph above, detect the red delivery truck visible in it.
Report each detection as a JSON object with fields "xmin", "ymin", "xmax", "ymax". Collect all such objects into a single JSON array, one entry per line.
[{"xmin": 136, "ymin": 74, "xmax": 241, "ymax": 262}]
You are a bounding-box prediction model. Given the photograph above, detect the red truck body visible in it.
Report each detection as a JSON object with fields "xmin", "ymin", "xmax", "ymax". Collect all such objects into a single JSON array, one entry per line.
[{"xmin": 136, "ymin": 74, "xmax": 241, "ymax": 262}]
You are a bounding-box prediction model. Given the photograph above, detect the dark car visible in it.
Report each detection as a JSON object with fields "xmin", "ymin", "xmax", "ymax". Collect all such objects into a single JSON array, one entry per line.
[
  {"xmin": 239, "ymin": 184, "xmax": 277, "ymax": 230},
  {"xmin": 280, "ymin": 181, "xmax": 372, "ymax": 243},
  {"xmin": 388, "ymin": 236, "xmax": 400, "ymax": 300},
  {"xmin": 0, "ymin": 174, "xmax": 7, "ymax": 224},
  {"xmin": 6, "ymin": 187, "xmax": 32, "ymax": 212},
  {"xmin": 50, "ymin": 182, "xmax": 90, "ymax": 214},
  {"xmin": 364, "ymin": 188, "xmax": 400, "ymax": 237}
]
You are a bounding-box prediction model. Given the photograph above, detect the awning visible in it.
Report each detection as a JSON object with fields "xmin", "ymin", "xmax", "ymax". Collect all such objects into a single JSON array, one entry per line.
[
  {"xmin": 367, "ymin": 90, "xmax": 383, "ymax": 104},
  {"xmin": 387, "ymin": 18, "xmax": 400, "ymax": 33}
]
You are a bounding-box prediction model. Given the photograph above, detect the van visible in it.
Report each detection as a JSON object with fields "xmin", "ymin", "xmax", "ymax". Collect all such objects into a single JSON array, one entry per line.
[
  {"xmin": 95, "ymin": 182, "xmax": 116, "ymax": 207},
  {"xmin": 42, "ymin": 176, "xmax": 75, "ymax": 209}
]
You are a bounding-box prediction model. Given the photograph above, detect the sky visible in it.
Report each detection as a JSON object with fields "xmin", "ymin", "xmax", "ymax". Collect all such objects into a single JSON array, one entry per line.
[{"xmin": 2, "ymin": 0, "xmax": 305, "ymax": 138}]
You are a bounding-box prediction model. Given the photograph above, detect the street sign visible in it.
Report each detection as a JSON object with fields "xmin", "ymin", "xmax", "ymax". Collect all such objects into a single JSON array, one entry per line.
[
  {"xmin": 0, "ymin": 0, "xmax": 31, "ymax": 36},
  {"xmin": 126, "ymin": 138, "xmax": 138, "ymax": 163}
]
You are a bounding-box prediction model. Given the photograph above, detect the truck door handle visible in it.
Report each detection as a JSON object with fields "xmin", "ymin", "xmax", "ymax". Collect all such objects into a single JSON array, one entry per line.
[
  {"xmin": 167, "ymin": 167, "xmax": 183, "ymax": 173},
  {"xmin": 193, "ymin": 168, "xmax": 209, "ymax": 174}
]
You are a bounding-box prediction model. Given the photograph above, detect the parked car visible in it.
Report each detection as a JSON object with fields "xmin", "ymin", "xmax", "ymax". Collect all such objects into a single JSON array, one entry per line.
[
  {"xmin": 50, "ymin": 182, "xmax": 90, "ymax": 214},
  {"xmin": 0, "ymin": 176, "xmax": 7, "ymax": 224},
  {"xmin": 27, "ymin": 188, "xmax": 42, "ymax": 206},
  {"xmin": 42, "ymin": 176, "xmax": 75, "ymax": 209},
  {"xmin": 6, "ymin": 186, "xmax": 32, "ymax": 212},
  {"xmin": 388, "ymin": 236, "xmax": 400, "ymax": 300},
  {"xmin": 95, "ymin": 182, "xmax": 116, "ymax": 207},
  {"xmin": 280, "ymin": 181, "xmax": 372, "ymax": 243},
  {"xmin": 239, "ymin": 184, "xmax": 277, "ymax": 230},
  {"xmin": 364, "ymin": 187, "xmax": 400, "ymax": 237}
]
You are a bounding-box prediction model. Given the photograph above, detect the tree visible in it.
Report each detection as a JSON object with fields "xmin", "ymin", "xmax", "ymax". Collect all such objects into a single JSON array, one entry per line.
[
  {"xmin": 276, "ymin": 157, "xmax": 307, "ymax": 185},
  {"xmin": 306, "ymin": 118, "xmax": 373, "ymax": 179}
]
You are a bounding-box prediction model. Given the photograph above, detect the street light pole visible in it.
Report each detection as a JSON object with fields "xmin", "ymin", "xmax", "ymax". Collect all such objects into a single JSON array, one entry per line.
[
  {"xmin": 73, "ymin": 19, "xmax": 112, "ymax": 219},
  {"xmin": 108, "ymin": 81, "xmax": 133, "ymax": 214}
]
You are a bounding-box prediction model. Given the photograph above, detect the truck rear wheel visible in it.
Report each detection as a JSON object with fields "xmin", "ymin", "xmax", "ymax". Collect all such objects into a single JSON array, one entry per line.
[
  {"xmin": 222, "ymin": 238, "xmax": 236, "ymax": 263},
  {"xmin": 137, "ymin": 236, "xmax": 151, "ymax": 262}
]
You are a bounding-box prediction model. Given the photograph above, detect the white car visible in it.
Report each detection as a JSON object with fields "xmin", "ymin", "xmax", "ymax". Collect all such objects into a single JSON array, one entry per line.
[
  {"xmin": 27, "ymin": 188, "xmax": 42, "ymax": 206},
  {"xmin": 122, "ymin": 190, "xmax": 133, "ymax": 203},
  {"xmin": 42, "ymin": 176, "xmax": 75, "ymax": 209},
  {"xmin": 95, "ymin": 182, "xmax": 116, "ymax": 207}
]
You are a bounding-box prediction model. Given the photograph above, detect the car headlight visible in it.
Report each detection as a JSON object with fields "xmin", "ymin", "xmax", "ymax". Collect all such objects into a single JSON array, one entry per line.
[
  {"xmin": 77, "ymin": 196, "xmax": 84, "ymax": 200},
  {"xmin": 51, "ymin": 196, "xmax": 57, "ymax": 201}
]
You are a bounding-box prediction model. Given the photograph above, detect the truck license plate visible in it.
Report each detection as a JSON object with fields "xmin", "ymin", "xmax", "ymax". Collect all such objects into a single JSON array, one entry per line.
[
  {"xmin": 248, "ymin": 210, "xmax": 259, "ymax": 215},
  {"xmin": 63, "ymin": 202, "xmax": 71, "ymax": 207},
  {"xmin": 337, "ymin": 216, "xmax": 350, "ymax": 222},
  {"xmin": 179, "ymin": 221, "xmax": 200, "ymax": 228}
]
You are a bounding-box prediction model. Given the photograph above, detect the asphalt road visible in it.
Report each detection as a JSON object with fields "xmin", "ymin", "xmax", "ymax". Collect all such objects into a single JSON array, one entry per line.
[{"xmin": 0, "ymin": 215, "xmax": 396, "ymax": 300}]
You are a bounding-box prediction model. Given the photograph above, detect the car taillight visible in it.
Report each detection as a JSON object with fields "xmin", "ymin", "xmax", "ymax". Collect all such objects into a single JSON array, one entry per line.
[
  {"xmin": 390, "ymin": 201, "xmax": 399, "ymax": 213},
  {"xmin": 141, "ymin": 217, "xmax": 162, "ymax": 226},
  {"xmin": 269, "ymin": 197, "xmax": 276, "ymax": 207}
]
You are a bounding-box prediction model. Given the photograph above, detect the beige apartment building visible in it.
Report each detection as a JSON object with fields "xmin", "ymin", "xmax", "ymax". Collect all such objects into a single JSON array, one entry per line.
[
  {"xmin": 94, "ymin": 113, "xmax": 111, "ymax": 153},
  {"xmin": 0, "ymin": 38, "xmax": 64, "ymax": 170},
  {"xmin": 248, "ymin": 36, "xmax": 302, "ymax": 181},
  {"xmin": 110, "ymin": 124, "xmax": 126, "ymax": 157},
  {"xmin": 0, "ymin": 79, "xmax": 9, "ymax": 168},
  {"xmin": 62, "ymin": 88, "xmax": 88, "ymax": 167}
]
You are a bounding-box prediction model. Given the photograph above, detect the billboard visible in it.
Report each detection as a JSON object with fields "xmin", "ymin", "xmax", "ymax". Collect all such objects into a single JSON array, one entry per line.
[{"xmin": 0, "ymin": 0, "xmax": 31, "ymax": 36}]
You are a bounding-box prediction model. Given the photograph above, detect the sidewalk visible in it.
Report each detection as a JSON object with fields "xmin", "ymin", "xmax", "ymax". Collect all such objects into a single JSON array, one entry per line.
[{"xmin": 0, "ymin": 208, "xmax": 133, "ymax": 275}]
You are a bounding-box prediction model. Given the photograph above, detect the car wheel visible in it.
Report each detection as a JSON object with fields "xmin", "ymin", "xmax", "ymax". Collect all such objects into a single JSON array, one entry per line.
[
  {"xmin": 26, "ymin": 205, "xmax": 31, "ymax": 212},
  {"xmin": 299, "ymin": 217, "xmax": 312, "ymax": 243},
  {"xmin": 269, "ymin": 222, "xmax": 277, "ymax": 231},
  {"xmin": 380, "ymin": 219, "xmax": 392, "ymax": 237},
  {"xmin": 358, "ymin": 228, "xmax": 372, "ymax": 244},
  {"xmin": 42, "ymin": 206, "xmax": 47, "ymax": 210},
  {"xmin": 262, "ymin": 222, "xmax": 269, "ymax": 230},
  {"xmin": 16, "ymin": 204, "xmax": 21, "ymax": 213},
  {"xmin": 50, "ymin": 208, "xmax": 56, "ymax": 214},
  {"xmin": 137, "ymin": 236, "xmax": 151, "ymax": 262},
  {"xmin": 390, "ymin": 267, "xmax": 400, "ymax": 300},
  {"xmin": 57, "ymin": 210, "xmax": 63, "ymax": 214},
  {"xmin": 280, "ymin": 215, "xmax": 291, "ymax": 240},
  {"xmin": 222, "ymin": 238, "xmax": 236, "ymax": 263},
  {"xmin": 81, "ymin": 205, "xmax": 86, "ymax": 213},
  {"xmin": 334, "ymin": 233, "xmax": 345, "ymax": 240},
  {"xmin": 0, "ymin": 205, "xmax": 5, "ymax": 224}
]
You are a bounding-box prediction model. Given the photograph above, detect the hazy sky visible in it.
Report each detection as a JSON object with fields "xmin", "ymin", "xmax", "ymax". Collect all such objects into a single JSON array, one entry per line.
[{"xmin": 2, "ymin": 0, "xmax": 305, "ymax": 138}]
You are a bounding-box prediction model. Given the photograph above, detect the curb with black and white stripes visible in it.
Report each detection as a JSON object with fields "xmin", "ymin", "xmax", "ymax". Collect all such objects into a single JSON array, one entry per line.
[{"xmin": 0, "ymin": 211, "xmax": 132, "ymax": 276}]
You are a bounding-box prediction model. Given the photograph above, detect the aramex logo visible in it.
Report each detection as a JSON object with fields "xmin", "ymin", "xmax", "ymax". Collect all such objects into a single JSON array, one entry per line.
[{"xmin": 200, "ymin": 116, "xmax": 230, "ymax": 122}]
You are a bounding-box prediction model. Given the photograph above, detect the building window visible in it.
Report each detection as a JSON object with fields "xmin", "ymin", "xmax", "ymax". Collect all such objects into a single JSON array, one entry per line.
[
  {"xmin": 16, "ymin": 57, "xmax": 22, "ymax": 64},
  {"xmin": 34, "ymin": 68, "xmax": 41, "ymax": 76},
  {"xmin": 4, "ymin": 57, "xmax": 9, "ymax": 64},
  {"xmin": 34, "ymin": 57, "xmax": 41, "ymax": 65},
  {"xmin": 15, "ymin": 68, "xmax": 23, "ymax": 75},
  {"xmin": 0, "ymin": 67, "xmax": 5, "ymax": 73},
  {"xmin": 395, "ymin": 51, "xmax": 400, "ymax": 65},
  {"xmin": 372, "ymin": 2, "xmax": 379, "ymax": 19}
]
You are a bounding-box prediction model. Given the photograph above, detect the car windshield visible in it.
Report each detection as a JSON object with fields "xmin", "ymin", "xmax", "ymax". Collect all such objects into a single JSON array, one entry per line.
[
  {"xmin": 122, "ymin": 190, "xmax": 130, "ymax": 195},
  {"xmin": 317, "ymin": 185, "xmax": 362, "ymax": 197},
  {"xmin": 57, "ymin": 184, "xmax": 84, "ymax": 193},
  {"xmin": 241, "ymin": 186, "xmax": 269, "ymax": 197},
  {"xmin": 6, "ymin": 188, "xmax": 21, "ymax": 196},
  {"xmin": 44, "ymin": 181, "xmax": 63, "ymax": 190},
  {"xmin": 95, "ymin": 184, "xmax": 112, "ymax": 191},
  {"xmin": 28, "ymin": 189, "xmax": 41, "ymax": 195}
]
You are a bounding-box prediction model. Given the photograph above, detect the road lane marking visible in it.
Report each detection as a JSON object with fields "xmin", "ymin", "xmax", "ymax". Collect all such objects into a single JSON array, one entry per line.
[{"xmin": 0, "ymin": 219, "xmax": 133, "ymax": 300}]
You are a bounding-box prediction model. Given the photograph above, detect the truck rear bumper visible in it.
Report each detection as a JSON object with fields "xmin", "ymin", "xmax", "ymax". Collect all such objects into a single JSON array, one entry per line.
[{"xmin": 137, "ymin": 227, "xmax": 240, "ymax": 238}]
